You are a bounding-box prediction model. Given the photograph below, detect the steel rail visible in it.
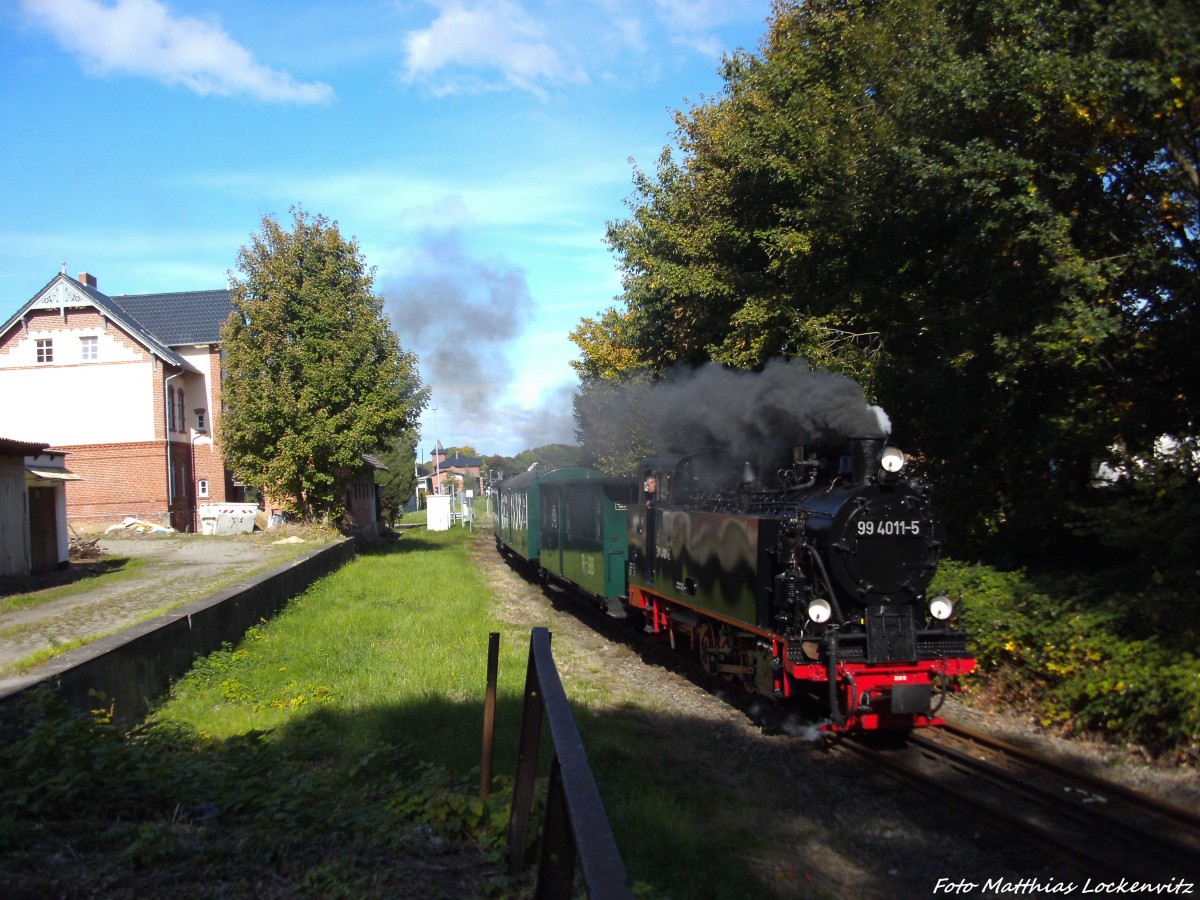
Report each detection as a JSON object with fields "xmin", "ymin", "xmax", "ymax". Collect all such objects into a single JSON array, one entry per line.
[
  {"xmin": 937, "ymin": 722, "xmax": 1200, "ymax": 832},
  {"xmin": 842, "ymin": 728, "xmax": 1200, "ymax": 882}
]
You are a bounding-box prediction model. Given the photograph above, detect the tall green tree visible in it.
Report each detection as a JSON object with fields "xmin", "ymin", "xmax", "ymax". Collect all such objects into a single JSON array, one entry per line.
[
  {"xmin": 221, "ymin": 209, "xmax": 429, "ymax": 521},
  {"xmin": 376, "ymin": 431, "xmax": 420, "ymax": 525},
  {"xmin": 578, "ymin": 0, "xmax": 1198, "ymax": 555}
]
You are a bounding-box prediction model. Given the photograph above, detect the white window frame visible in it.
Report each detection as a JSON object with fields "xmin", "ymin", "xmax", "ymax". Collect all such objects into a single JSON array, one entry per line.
[
  {"xmin": 198, "ymin": 479, "xmax": 209, "ymax": 498},
  {"xmin": 36, "ymin": 338, "xmax": 53, "ymax": 363},
  {"xmin": 80, "ymin": 335, "xmax": 98, "ymax": 361}
]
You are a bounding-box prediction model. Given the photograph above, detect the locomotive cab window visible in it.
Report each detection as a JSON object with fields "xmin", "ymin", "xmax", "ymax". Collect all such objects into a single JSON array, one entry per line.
[
  {"xmin": 643, "ymin": 469, "xmax": 669, "ymax": 503},
  {"xmin": 642, "ymin": 470, "xmax": 658, "ymax": 500}
]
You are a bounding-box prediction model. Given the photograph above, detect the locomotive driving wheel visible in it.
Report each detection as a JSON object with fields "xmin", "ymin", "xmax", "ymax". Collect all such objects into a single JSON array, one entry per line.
[
  {"xmin": 698, "ymin": 622, "xmax": 721, "ymax": 677},
  {"xmin": 698, "ymin": 622, "xmax": 738, "ymax": 682}
]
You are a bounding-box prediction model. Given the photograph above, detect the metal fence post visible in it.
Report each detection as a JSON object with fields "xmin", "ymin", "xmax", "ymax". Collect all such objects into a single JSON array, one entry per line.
[
  {"xmin": 481, "ymin": 632, "xmax": 500, "ymax": 799},
  {"xmin": 506, "ymin": 631, "xmax": 547, "ymax": 874}
]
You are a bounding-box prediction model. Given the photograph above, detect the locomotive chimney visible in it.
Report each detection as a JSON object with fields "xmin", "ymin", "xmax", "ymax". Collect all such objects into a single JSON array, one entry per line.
[{"xmin": 851, "ymin": 436, "xmax": 883, "ymax": 485}]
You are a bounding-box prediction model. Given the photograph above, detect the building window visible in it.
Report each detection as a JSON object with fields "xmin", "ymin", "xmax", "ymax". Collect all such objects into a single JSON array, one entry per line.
[
  {"xmin": 198, "ymin": 479, "xmax": 209, "ymax": 498},
  {"xmin": 36, "ymin": 339, "xmax": 53, "ymax": 363},
  {"xmin": 80, "ymin": 336, "xmax": 98, "ymax": 361},
  {"xmin": 177, "ymin": 389, "xmax": 185, "ymax": 431},
  {"xmin": 196, "ymin": 410, "xmax": 206, "ymax": 432},
  {"xmin": 167, "ymin": 389, "xmax": 176, "ymax": 431}
]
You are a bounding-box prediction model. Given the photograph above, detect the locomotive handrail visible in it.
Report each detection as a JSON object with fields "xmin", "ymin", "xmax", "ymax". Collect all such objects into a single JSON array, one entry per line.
[{"xmin": 506, "ymin": 627, "xmax": 633, "ymax": 899}]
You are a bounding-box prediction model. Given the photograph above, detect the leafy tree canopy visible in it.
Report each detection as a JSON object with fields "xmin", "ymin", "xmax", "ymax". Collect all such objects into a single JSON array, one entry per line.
[
  {"xmin": 513, "ymin": 443, "xmax": 586, "ymax": 473},
  {"xmin": 576, "ymin": 0, "xmax": 1198, "ymax": 555},
  {"xmin": 221, "ymin": 208, "xmax": 429, "ymax": 521}
]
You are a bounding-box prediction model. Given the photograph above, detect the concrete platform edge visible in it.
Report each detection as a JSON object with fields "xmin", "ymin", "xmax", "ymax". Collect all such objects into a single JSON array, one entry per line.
[{"xmin": 0, "ymin": 537, "xmax": 357, "ymax": 719}]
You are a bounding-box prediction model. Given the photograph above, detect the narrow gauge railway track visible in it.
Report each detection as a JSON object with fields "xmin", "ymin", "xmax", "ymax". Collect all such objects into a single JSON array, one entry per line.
[
  {"xmin": 540, "ymin": 578, "xmax": 1200, "ymax": 882},
  {"xmin": 842, "ymin": 723, "xmax": 1200, "ymax": 882}
]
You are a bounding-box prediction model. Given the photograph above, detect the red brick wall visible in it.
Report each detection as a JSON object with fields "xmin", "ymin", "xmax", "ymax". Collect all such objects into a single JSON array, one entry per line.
[
  {"xmin": 61, "ymin": 439, "xmax": 201, "ymax": 532},
  {"xmin": 152, "ymin": 359, "xmax": 168, "ymax": 442},
  {"xmin": 60, "ymin": 441, "xmax": 170, "ymax": 529}
]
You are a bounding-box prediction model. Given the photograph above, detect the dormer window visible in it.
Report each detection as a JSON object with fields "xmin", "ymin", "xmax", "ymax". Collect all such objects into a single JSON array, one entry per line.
[{"xmin": 36, "ymin": 339, "xmax": 53, "ymax": 363}]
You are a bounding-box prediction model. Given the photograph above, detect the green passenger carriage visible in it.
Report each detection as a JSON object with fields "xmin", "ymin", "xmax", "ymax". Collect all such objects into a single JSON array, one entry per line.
[
  {"xmin": 494, "ymin": 466, "xmax": 636, "ymax": 609},
  {"xmin": 539, "ymin": 478, "xmax": 636, "ymax": 607}
]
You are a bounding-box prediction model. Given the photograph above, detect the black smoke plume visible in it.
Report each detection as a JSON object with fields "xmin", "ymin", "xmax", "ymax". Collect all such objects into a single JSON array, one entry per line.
[
  {"xmin": 616, "ymin": 358, "xmax": 888, "ymax": 459},
  {"xmin": 381, "ymin": 229, "xmax": 532, "ymax": 419}
]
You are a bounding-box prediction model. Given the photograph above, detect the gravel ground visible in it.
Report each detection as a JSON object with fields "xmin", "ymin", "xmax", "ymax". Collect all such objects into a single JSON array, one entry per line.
[
  {"xmin": 472, "ymin": 530, "xmax": 1200, "ymax": 898},
  {"xmin": 0, "ymin": 530, "xmax": 329, "ymax": 687}
]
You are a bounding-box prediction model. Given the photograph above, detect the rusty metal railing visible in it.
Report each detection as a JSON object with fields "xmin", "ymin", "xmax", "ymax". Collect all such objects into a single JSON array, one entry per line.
[{"xmin": 488, "ymin": 628, "xmax": 632, "ymax": 899}]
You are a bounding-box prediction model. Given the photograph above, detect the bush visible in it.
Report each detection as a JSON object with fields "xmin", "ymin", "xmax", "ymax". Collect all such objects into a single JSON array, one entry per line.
[{"xmin": 933, "ymin": 560, "xmax": 1200, "ymax": 758}]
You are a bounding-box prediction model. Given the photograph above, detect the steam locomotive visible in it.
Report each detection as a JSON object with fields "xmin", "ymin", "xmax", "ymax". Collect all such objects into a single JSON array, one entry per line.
[{"xmin": 494, "ymin": 436, "xmax": 974, "ymax": 731}]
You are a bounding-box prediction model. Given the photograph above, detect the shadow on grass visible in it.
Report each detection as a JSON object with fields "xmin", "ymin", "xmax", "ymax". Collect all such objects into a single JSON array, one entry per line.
[
  {"xmin": 0, "ymin": 557, "xmax": 136, "ymax": 602},
  {"xmin": 1, "ymin": 672, "xmax": 1074, "ymax": 897},
  {"xmin": 357, "ymin": 531, "xmax": 477, "ymax": 557}
]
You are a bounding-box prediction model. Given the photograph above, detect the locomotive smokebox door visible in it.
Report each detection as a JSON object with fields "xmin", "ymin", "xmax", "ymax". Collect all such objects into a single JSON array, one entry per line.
[
  {"xmin": 890, "ymin": 683, "xmax": 933, "ymax": 715},
  {"xmin": 865, "ymin": 605, "xmax": 917, "ymax": 662}
]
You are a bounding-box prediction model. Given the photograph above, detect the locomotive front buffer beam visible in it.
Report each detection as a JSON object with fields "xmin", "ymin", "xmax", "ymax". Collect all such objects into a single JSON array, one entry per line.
[{"xmin": 787, "ymin": 656, "xmax": 977, "ymax": 732}]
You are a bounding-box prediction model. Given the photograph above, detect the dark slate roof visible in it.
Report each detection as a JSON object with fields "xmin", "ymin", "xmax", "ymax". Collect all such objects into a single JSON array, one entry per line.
[
  {"xmin": 0, "ymin": 274, "xmax": 232, "ymax": 370},
  {"xmin": 442, "ymin": 454, "xmax": 483, "ymax": 468},
  {"xmin": 109, "ymin": 289, "xmax": 233, "ymax": 346}
]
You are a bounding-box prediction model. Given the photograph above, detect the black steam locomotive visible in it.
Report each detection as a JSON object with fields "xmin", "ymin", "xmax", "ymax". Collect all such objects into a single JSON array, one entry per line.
[{"xmin": 495, "ymin": 436, "xmax": 974, "ymax": 731}]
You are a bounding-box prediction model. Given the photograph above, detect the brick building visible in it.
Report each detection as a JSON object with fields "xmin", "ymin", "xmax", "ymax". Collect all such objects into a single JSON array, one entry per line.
[
  {"xmin": 0, "ymin": 272, "xmax": 239, "ymax": 532},
  {"xmin": 427, "ymin": 441, "xmax": 483, "ymax": 495}
]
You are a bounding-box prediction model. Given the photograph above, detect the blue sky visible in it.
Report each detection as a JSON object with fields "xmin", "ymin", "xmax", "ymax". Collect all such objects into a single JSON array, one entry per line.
[{"xmin": 1, "ymin": 0, "xmax": 772, "ymax": 458}]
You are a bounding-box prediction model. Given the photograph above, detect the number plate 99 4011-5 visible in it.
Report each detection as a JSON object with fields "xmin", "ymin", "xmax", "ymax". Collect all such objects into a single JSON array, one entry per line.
[{"xmin": 856, "ymin": 519, "xmax": 922, "ymax": 537}]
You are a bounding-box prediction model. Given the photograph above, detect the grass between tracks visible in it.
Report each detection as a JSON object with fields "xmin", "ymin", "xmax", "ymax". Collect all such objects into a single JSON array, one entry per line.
[{"xmin": 1, "ymin": 519, "xmax": 773, "ymax": 897}]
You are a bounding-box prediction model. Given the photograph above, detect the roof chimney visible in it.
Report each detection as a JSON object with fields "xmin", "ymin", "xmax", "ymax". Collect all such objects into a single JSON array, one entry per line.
[{"xmin": 78, "ymin": 272, "xmax": 97, "ymax": 289}]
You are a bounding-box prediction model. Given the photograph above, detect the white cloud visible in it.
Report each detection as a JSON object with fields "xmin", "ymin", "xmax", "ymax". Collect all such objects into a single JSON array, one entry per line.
[
  {"xmin": 22, "ymin": 0, "xmax": 334, "ymax": 103},
  {"xmin": 402, "ymin": 0, "xmax": 585, "ymax": 96},
  {"xmin": 652, "ymin": 0, "xmax": 765, "ymax": 56}
]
